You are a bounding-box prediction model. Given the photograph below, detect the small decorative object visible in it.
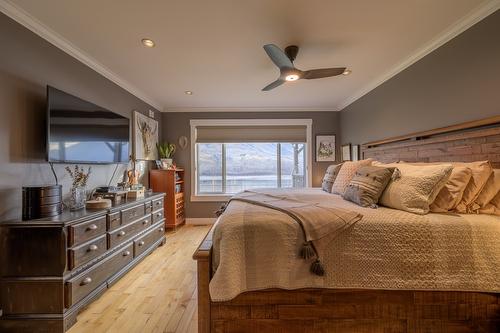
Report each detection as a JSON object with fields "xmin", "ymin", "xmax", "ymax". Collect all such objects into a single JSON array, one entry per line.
[
  {"xmin": 155, "ymin": 160, "xmax": 162, "ymax": 169},
  {"xmin": 178, "ymin": 136, "xmax": 188, "ymax": 150},
  {"xmin": 157, "ymin": 142, "xmax": 176, "ymax": 169},
  {"xmin": 316, "ymin": 135, "xmax": 336, "ymax": 162},
  {"xmin": 22, "ymin": 184, "xmax": 63, "ymax": 220},
  {"xmin": 352, "ymin": 144, "xmax": 360, "ymax": 161},
  {"xmin": 341, "ymin": 144, "xmax": 352, "ymax": 161},
  {"xmin": 85, "ymin": 197, "xmax": 112, "ymax": 209},
  {"xmin": 65, "ymin": 165, "xmax": 91, "ymax": 211},
  {"xmin": 91, "ymin": 190, "xmax": 128, "ymax": 205},
  {"xmin": 133, "ymin": 111, "xmax": 158, "ymax": 160},
  {"xmin": 127, "ymin": 156, "xmax": 140, "ymax": 185},
  {"xmin": 128, "ymin": 188, "xmax": 145, "ymax": 199}
]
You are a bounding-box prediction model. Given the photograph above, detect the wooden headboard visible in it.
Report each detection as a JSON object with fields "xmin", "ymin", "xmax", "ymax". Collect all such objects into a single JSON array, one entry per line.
[{"xmin": 361, "ymin": 115, "xmax": 500, "ymax": 168}]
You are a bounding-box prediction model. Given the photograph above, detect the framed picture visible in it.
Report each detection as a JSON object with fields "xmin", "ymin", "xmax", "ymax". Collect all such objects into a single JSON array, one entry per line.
[
  {"xmin": 341, "ymin": 143, "xmax": 352, "ymax": 161},
  {"xmin": 315, "ymin": 135, "xmax": 336, "ymax": 162},
  {"xmin": 352, "ymin": 144, "xmax": 360, "ymax": 161},
  {"xmin": 133, "ymin": 111, "xmax": 158, "ymax": 160}
]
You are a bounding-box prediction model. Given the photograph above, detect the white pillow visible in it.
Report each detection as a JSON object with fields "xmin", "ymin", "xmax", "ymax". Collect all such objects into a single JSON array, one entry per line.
[{"xmin": 376, "ymin": 163, "xmax": 453, "ymax": 214}]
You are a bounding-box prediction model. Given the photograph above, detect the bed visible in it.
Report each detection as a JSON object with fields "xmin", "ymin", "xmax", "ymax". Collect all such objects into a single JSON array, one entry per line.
[{"xmin": 193, "ymin": 116, "xmax": 500, "ymax": 333}]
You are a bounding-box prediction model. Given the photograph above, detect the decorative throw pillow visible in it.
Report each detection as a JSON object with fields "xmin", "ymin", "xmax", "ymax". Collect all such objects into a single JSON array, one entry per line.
[
  {"xmin": 479, "ymin": 191, "xmax": 500, "ymax": 216},
  {"xmin": 321, "ymin": 164, "xmax": 343, "ymax": 193},
  {"xmin": 378, "ymin": 163, "xmax": 453, "ymax": 215},
  {"xmin": 472, "ymin": 169, "xmax": 500, "ymax": 212},
  {"xmin": 331, "ymin": 159, "xmax": 373, "ymax": 195},
  {"xmin": 429, "ymin": 166, "xmax": 472, "ymax": 212},
  {"xmin": 454, "ymin": 161, "xmax": 493, "ymax": 213},
  {"xmin": 343, "ymin": 166, "xmax": 395, "ymax": 207}
]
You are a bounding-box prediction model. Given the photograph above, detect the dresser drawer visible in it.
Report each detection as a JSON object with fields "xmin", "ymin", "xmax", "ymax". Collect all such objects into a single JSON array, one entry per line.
[
  {"xmin": 107, "ymin": 211, "xmax": 121, "ymax": 231},
  {"xmin": 68, "ymin": 235, "xmax": 107, "ymax": 270},
  {"xmin": 152, "ymin": 209, "xmax": 164, "ymax": 224},
  {"xmin": 134, "ymin": 223, "xmax": 165, "ymax": 257},
  {"xmin": 107, "ymin": 215, "xmax": 151, "ymax": 249},
  {"xmin": 65, "ymin": 243, "xmax": 133, "ymax": 307},
  {"xmin": 121, "ymin": 204, "xmax": 146, "ymax": 225},
  {"xmin": 152, "ymin": 198, "xmax": 163, "ymax": 211},
  {"xmin": 144, "ymin": 201, "xmax": 153, "ymax": 214},
  {"xmin": 68, "ymin": 215, "xmax": 107, "ymax": 247}
]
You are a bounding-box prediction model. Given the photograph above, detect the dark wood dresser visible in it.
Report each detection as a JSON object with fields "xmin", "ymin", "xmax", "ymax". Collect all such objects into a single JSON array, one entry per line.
[{"xmin": 0, "ymin": 193, "xmax": 166, "ymax": 332}]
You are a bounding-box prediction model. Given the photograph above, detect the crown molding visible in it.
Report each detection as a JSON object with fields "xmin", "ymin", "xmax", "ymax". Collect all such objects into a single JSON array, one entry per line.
[
  {"xmin": 337, "ymin": 0, "xmax": 500, "ymax": 111},
  {"xmin": 162, "ymin": 107, "xmax": 338, "ymax": 113},
  {"xmin": 0, "ymin": 0, "xmax": 163, "ymax": 110}
]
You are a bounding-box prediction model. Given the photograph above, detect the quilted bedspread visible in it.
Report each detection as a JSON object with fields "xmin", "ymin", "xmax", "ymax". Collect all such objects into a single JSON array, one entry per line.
[{"xmin": 209, "ymin": 188, "xmax": 500, "ymax": 301}]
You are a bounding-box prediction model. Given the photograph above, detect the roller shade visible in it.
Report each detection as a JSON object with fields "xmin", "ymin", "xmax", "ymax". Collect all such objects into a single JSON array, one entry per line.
[{"xmin": 195, "ymin": 125, "xmax": 307, "ymax": 143}]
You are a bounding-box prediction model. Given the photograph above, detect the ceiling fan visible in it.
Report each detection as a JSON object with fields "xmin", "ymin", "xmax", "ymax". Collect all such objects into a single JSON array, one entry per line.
[{"xmin": 262, "ymin": 44, "xmax": 348, "ymax": 91}]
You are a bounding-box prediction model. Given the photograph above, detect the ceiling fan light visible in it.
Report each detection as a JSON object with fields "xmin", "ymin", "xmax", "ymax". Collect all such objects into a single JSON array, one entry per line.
[{"xmin": 285, "ymin": 74, "xmax": 299, "ymax": 81}]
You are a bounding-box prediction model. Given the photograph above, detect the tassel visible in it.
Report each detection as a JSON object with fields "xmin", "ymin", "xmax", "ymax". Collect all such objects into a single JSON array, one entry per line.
[
  {"xmin": 300, "ymin": 242, "xmax": 315, "ymax": 259},
  {"xmin": 391, "ymin": 168, "xmax": 401, "ymax": 181},
  {"xmin": 310, "ymin": 259, "xmax": 325, "ymax": 276},
  {"xmin": 214, "ymin": 203, "xmax": 227, "ymax": 217}
]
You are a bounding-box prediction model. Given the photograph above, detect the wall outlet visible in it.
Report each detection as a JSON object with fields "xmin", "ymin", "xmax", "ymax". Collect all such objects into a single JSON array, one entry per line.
[{"xmin": 149, "ymin": 109, "xmax": 155, "ymax": 118}]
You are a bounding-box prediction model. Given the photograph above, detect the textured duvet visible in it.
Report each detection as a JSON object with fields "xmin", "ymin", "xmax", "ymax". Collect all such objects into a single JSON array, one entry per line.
[{"xmin": 210, "ymin": 188, "xmax": 500, "ymax": 301}]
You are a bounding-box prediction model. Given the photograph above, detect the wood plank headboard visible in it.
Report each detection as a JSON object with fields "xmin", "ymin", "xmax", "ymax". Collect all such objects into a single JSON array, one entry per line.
[{"xmin": 361, "ymin": 115, "xmax": 500, "ymax": 168}]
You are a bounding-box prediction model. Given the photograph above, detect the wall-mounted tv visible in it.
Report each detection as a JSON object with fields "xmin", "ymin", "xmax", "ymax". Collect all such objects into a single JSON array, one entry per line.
[{"xmin": 47, "ymin": 86, "xmax": 130, "ymax": 164}]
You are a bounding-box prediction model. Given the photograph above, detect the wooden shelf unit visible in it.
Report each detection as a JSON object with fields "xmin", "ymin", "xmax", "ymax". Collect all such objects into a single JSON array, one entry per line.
[{"xmin": 150, "ymin": 168, "xmax": 186, "ymax": 230}]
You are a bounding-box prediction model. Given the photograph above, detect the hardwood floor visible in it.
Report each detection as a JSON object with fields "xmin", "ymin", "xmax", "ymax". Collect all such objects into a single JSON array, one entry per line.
[{"xmin": 68, "ymin": 224, "xmax": 211, "ymax": 333}]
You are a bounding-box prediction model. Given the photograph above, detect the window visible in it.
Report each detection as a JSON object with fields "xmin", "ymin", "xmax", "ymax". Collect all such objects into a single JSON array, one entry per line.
[
  {"xmin": 191, "ymin": 119, "xmax": 312, "ymax": 200},
  {"xmin": 197, "ymin": 142, "xmax": 306, "ymax": 195}
]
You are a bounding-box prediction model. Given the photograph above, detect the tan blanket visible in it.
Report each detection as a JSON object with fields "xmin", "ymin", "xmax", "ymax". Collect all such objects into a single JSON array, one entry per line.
[{"xmin": 210, "ymin": 188, "xmax": 500, "ymax": 301}]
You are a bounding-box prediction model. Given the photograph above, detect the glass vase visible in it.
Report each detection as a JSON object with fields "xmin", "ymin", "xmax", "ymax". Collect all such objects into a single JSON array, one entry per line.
[{"xmin": 69, "ymin": 186, "xmax": 86, "ymax": 211}]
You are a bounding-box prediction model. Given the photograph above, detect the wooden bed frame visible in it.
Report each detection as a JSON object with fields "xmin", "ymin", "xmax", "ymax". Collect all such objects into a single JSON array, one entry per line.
[{"xmin": 193, "ymin": 116, "xmax": 500, "ymax": 333}]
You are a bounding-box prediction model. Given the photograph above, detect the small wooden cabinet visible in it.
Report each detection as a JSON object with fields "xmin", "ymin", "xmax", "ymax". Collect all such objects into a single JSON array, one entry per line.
[{"xmin": 149, "ymin": 169, "xmax": 186, "ymax": 229}]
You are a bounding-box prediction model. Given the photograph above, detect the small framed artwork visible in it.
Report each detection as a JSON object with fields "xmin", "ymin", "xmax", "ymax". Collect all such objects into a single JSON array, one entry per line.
[
  {"xmin": 133, "ymin": 111, "xmax": 159, "ymax": 160},
  {"xmin": 352, "ymin": 144, "xmax": 360, "ymax": 161},
  {"xmin": 341, "ymin": 143, "xmax": 352, "ymax": 161},
  {"xmin": 316, "ymin": 135, "xmax": 336, "ymax": 162}
]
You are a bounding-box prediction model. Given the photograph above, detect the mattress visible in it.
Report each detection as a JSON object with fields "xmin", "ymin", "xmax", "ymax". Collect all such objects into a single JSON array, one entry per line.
[{"xmin": 209, "ymin": 188, "xmax": 500, "ymax": 301}]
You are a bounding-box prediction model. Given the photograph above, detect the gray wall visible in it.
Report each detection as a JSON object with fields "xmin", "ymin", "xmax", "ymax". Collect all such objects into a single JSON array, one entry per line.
[
  {"xmin": 340, "ymin": 10, "xmax": 500, "ymax": 146},
  {"xmin": 0, "ymin": 13, "xmax": 161, "ymax": 221},
  {"xmin": 162, "ymin": 112, "xmax": 340, "ymax": 218}
]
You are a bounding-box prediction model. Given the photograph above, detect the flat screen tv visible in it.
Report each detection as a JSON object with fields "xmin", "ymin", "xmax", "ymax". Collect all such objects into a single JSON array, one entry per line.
[{"xmin": 47, "ymin": 86, "xmax": 130, "ymax": 164}]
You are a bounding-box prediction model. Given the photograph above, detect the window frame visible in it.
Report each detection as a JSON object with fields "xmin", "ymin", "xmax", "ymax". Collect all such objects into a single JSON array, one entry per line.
[{"xmin": 190, "ymin": 119, "xmax": 313, "ymax": 202}]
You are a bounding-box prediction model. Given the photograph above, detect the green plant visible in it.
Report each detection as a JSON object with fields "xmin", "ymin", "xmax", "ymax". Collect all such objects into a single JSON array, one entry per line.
[{"xmin": 157, "ymin": 142, "xmax": 176, "ymax": 159}]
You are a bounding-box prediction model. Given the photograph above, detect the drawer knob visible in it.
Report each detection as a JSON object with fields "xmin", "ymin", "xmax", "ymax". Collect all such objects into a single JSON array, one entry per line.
[
  {"xmin": 156, "ymin": 213, "xmax": 162, "ymax": 217},
  {"xmin": 159, "ymin": 227, "xmax": 164, "ymax": 232},
  {"xmin": 138, "ymin": 240, "xmax": 145, "ymax": 247},
  {"xmin": 118, "ymin": 230, "xmax": 126, "ymax": 237},
  {"xmin": 142, "ymin": 220, "xmax": 149, "ymax": 225},
  {"xmin": 123, "ymin": 251, "xmax": 131, "ymax": 257},
  {"xmin": 81, "ymin": 277, "xmax": 92, "ymax": 286},
  {"xmin": 87, "ymin": 224, "xmax": 98, "ymax": 231},
  {"xmin": 88, "ymin": 244, "xmax": 98, "ymax": 251}
]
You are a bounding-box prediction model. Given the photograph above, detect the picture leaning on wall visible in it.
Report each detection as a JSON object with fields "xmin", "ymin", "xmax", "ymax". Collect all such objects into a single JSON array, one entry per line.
[{"xmin": 133, "ymin": 111, "xmax": 158, "ymax": 160}]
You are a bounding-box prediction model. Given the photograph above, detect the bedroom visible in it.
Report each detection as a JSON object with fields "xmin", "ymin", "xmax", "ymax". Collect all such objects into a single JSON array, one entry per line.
[{"xmin": 0, "ymin": 0, "xmax": 499, "ymax": 332}]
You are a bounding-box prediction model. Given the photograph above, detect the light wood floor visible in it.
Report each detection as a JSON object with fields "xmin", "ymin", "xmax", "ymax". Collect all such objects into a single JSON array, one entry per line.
[{"xmin": 68, "ymin": 224, "xmax": 211, "ymax": 333}]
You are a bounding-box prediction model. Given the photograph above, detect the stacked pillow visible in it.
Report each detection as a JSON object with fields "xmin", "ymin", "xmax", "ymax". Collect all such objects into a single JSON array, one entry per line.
[
  {"xmin": 342, "ymin": 165, "xmax": 395, "ymax": 207},
  {"xmin": 331, "ymin": 160, "xmax": 373, "ymax": 195},
  {"xmin": 321, "ymin": 164, "xmax": 343, "ymax": 193},
  {"xmin": 453, "ymin": 161, "xmax": 493, "ymax": 213},
  {"xmin": 473, "ymin": 169, "xmax": 500, "ymax": 215},
  {"xmin": 374, "ymin": 162, "xmax": 453, "ymax": 215}
]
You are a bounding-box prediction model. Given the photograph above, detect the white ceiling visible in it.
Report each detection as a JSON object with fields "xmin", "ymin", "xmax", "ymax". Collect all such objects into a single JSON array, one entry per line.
[{"xmin": 2, "ymin": 0, "xmax": 499, "ymax": 111}]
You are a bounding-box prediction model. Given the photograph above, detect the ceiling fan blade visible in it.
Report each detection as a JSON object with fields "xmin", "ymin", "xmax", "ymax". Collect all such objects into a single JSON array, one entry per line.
[
  {"xmin": 262, "ymin": 79, "xmax": 285, "ymax": 91},
  {"xmin": 302, "ymin": 67, "xmax": 346, "ymax": 80},
  {"xmin": 263, "ymin": 44, "xmax": 294, "ymax": 69}
]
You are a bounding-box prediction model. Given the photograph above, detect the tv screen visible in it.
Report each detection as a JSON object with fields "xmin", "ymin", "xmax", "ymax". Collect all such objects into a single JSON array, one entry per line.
[{"xmin": 47, "ymin": 86, "xmax": 130, "ymax": 164}]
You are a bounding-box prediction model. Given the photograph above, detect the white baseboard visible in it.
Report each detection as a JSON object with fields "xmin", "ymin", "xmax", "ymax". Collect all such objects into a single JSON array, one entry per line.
[{"xmin": 186, "ymin": 217, "xmax": 216, "ymax": 225}]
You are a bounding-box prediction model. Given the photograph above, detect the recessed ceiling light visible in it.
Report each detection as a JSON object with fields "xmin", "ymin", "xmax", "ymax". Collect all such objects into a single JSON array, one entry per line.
[
  {"xmin": 342, "ymin": 69, "xmax": 352, "ymax": 75},
  {"xmin": 285, "ymin": 74, "xmax": 299, "ymax": 81},
  {"xmin": 141, "ymin": 38, "xmax": 155, "ymax": 48},
  {"xmin": 185, "ymin": 90, "xmax": 193, "ymax": 95}
]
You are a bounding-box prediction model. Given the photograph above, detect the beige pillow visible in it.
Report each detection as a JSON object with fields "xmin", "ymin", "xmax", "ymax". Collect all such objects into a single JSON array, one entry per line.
[
  {"xmin": 479, "ymin": 191, "xmax": 500, "ymax": 216},
  {"xmin": 472, "ymin": 169, "xmax": 500, "ymax": 211},
  {"xmin": 331, "ymin": 159, "xmax": 372, "ymax": 195},
  {"xmin": 377, "ymin": 163, "xmax": 452, "ymax": 215},
  {"xmin": 321, "ymin": 164, "xmax": 343, "ymax": 193},
  {"xmin": 429, "ymin": 166, "xmax": 472, "ymax": 212},
  {"xmin": 454, "ymin": 161, "xmax": 493, "ymax": 213}
]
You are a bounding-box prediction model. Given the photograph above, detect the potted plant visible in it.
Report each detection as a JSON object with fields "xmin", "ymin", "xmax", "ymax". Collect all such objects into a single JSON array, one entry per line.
[{"xmin": 157, "ymin": 142, "xmax": 176, "ymax": 169}]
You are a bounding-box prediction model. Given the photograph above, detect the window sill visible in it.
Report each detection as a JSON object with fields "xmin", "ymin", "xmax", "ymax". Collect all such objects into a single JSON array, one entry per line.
[{"xmin": 191, "ymin": 194, "xmax": 232, "ymax": 202}]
